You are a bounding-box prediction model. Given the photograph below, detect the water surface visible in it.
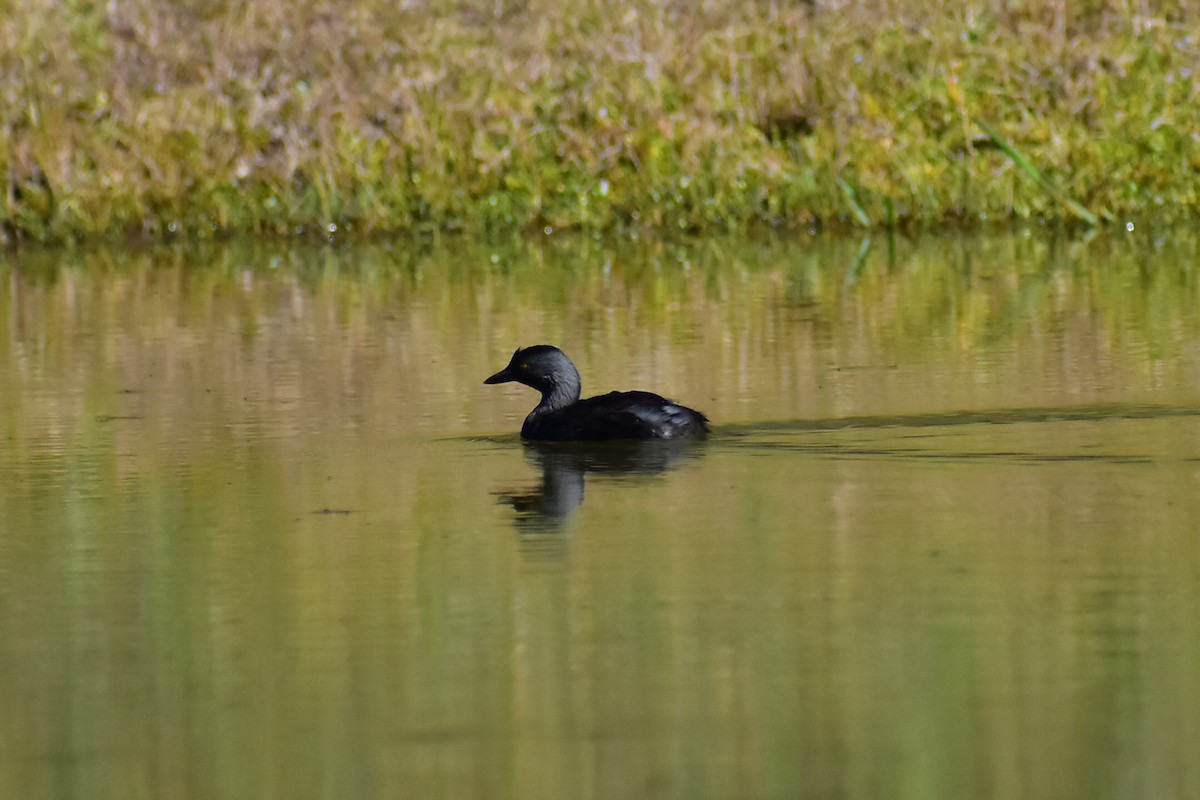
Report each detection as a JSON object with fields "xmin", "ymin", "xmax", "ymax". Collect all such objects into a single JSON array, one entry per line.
[{"xmin": 2, "ymin": 232, "xmax": 1199, "ymax": 800}]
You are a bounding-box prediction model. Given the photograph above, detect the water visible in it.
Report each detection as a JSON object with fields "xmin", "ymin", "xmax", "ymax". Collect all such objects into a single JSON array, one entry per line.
[{"xmin": 1, "ymin": 232, "xmax": 1199, "ymax": 800}]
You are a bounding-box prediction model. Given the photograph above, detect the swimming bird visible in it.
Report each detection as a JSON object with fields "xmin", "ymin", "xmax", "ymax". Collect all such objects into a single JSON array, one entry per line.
[{"xmin": 484, "ymin": 345, "xmax": 709, "ymax": 441}]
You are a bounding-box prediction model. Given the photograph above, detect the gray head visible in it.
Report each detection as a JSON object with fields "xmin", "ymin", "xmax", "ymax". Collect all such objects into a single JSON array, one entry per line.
[{"xmin": 484, "ymin": 345, "xmax": 583, "ymax": 407}]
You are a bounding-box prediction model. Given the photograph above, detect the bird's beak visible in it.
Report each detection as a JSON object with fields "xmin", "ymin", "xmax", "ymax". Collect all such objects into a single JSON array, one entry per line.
[{"xmin": 485, "ymin": 348, "xmax": 522, "ymax": 384}]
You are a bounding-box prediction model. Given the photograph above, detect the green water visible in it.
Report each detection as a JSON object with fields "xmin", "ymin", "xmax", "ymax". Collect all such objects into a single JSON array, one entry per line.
[{"xmin": 2, "ymin": 232, "xmax": 1199, "ymax": 800}]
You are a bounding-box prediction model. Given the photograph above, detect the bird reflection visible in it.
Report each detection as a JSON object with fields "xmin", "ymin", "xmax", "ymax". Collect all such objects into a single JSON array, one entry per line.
[{"xmin": 495, "ymin": 439, "xmax": 706, "ymax": 534}]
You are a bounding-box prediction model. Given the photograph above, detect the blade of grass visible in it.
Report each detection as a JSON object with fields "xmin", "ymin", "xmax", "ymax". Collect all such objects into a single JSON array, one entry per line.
[
  {"xmin": 974, "ymin": 118, "xmax": 1099, "ymax": 227},
  {"xmin": 837, "ymin": 177, "xmax": 871, "ymax": 227}
]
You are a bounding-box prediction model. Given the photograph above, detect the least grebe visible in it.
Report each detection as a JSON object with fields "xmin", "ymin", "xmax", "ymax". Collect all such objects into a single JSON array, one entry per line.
[{"xmin": 485, "ymin": 345, "xmax": 709, "ymax": 441}]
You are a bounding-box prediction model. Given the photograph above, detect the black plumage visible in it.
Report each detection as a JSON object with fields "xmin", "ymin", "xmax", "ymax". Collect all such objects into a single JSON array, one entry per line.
[{"xmin": 484, "ymin": 345, "xmax": 709, "ymax": 441}]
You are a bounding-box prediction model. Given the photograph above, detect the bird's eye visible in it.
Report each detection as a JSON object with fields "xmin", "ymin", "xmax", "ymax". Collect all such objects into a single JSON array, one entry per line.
[{"xmin": 519, "ymin": 362, "xmax": 529, "ymax": 369}]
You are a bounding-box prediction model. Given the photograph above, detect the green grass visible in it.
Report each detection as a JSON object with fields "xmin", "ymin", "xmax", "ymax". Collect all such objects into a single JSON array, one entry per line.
[{"xmin": 2, "ymin": 0, "xmax": 1198, "ymax": 242}]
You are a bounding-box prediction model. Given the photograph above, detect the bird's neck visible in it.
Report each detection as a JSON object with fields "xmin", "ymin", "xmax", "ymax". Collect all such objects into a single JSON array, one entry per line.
[{"xmin": 532, "ymin": 372, "xmax": 581, "ymax": 417}]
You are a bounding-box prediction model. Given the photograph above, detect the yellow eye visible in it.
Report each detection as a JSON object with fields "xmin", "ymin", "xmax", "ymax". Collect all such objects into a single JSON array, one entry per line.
[{"xmin": 519, "ymin": 362, "xmax": 529, "ymax": 369}]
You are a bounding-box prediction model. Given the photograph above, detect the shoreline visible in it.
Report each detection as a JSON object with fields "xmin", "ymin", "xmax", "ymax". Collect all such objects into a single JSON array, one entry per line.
[{"xmin": 3, "ymin": 0, "xmax": 1197, "ymax": 243}]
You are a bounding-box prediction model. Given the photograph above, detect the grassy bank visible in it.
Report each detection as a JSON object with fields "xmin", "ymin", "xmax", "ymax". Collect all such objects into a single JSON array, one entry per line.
[{"xmin": 2, "ymin": 0, "xmax": 1198, "ymax": 242}]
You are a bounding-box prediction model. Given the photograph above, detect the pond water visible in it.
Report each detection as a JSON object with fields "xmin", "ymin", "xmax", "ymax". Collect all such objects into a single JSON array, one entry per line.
[{"xmin": 1, "ymin": 231, "xmax": 1199, "ymax": 800}]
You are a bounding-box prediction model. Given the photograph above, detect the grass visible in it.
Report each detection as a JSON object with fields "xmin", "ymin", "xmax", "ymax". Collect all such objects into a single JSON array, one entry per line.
[
  {"xmin": 1, "ymin": 0, "xmax": 1198, "ymax": 243},
  {"xmin": 973, "ymin": 118, "xmax": 1099, "ymax": 226}
]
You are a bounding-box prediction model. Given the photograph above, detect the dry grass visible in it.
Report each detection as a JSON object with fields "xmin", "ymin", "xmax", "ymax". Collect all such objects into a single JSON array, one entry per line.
[{"xmin": 2, "ymin": 0, "xmax": 1198, "ymax": 241}]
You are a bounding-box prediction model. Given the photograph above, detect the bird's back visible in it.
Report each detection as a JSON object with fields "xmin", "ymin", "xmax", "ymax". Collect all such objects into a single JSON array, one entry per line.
[{"xmin": 522, "ymin": 391, "xmax": 709, "ymax": 441}]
